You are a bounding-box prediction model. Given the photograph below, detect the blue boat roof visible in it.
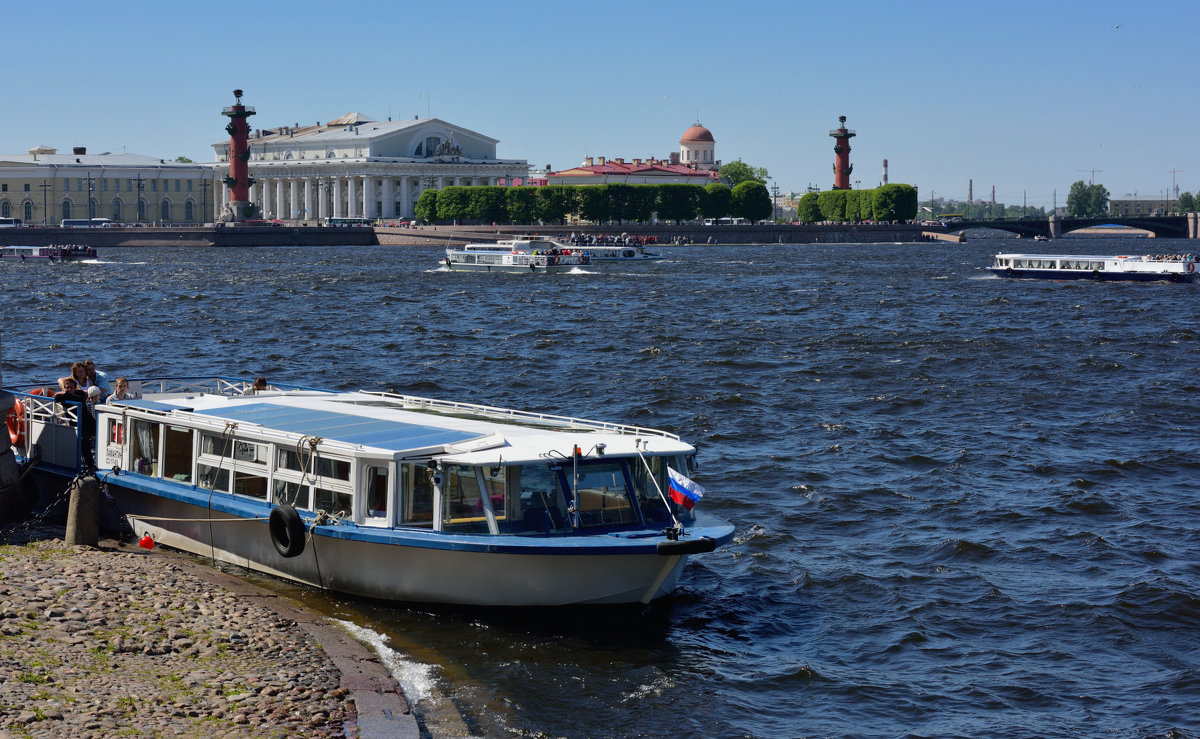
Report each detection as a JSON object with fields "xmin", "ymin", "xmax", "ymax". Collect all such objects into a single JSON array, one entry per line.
[{"xmin": 192, "ymin": 402, "xmax": 480, "ymax": 452}]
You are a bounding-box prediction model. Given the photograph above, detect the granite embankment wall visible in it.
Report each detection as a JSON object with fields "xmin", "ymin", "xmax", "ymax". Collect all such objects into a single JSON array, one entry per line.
[
  {"xmin": 375, "ymin": 223, "xmax": 945, "ymax": 246},
  {"xmin": 1, "ymin": 223, "xmax": 950, "ymax": 248},
  {"xmin": 0, "ymin": 226, "xmax": 376, "ymax": 247}
]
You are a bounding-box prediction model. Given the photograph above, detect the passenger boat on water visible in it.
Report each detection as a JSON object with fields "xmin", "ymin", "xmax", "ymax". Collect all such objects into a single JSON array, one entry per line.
[
  {"xmin": 4, "ymin": 377, "xmax": 733, "ymax": 606},
  {"xmin": 1, "ymin": 245, "xmax": 97, "ymax": 261},
  {"xmin": 441, "ymin": 237, "xmax": 590, "ymax": 273},
  {"xmin": 990, "ymin": 253, "xmax": 1199, "ymax": 283}
]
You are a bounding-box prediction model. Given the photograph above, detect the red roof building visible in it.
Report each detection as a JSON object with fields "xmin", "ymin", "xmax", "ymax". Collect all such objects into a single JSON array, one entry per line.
[{"xmin": 545, "ymin": 123, "xmax": 721, "ymax": 186}]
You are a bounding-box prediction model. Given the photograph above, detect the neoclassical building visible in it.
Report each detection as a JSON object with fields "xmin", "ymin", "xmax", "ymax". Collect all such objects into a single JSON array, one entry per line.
[
  {"xmin": 213, "ymin": 113, "xmax": 529, "ymax": 221},
  {"xmin": 0, "ymin": 147, "xmax": 216, "ymax": 225}
]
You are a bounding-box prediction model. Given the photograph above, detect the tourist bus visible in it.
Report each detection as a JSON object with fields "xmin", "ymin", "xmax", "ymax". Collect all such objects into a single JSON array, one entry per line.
[
  {"xmin": 940, "ymin": 214, "xmax": 965, "ymax": 223},
  {"xmin": 61, "ymin": 218, "xmax": 115, "ymax": 228},
  {"xmin": 323, "ymin": 217, "xmax": 373, "ymax": 227},
  {"xmin": 0, "ymin": 217, "xmax": 22, "ymax": 228}
]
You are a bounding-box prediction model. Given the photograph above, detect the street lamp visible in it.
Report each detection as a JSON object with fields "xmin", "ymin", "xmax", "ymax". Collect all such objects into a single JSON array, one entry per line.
[
  {"xmin": 200, "ymin": 177, "xmax": 211, "ymax": 225},
  {"xmin": 130, "ymin": 175, "xmax": 145, "ymax": 224},
  {"xmin": 39, "ymin": 179, "xmax": 51, "ymax": 225},
  {"xmin": 87, "ymin": 174, "xmax": 95, "ymax": 219}
]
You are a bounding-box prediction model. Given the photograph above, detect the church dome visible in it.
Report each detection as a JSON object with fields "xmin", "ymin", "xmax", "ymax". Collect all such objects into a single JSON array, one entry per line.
[{"xmin": 680, "ymin": 124, "xmax": 714, "ymax": 143}]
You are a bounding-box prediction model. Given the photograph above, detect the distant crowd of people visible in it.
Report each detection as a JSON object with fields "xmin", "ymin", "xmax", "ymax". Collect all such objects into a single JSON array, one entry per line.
[{"xmin": 560, "ymin": 233, "xmax": 660, "ymax": 247}]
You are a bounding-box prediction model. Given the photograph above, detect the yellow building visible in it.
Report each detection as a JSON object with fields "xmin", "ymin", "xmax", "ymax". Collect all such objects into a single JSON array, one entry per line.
[{"xmin": 0, "ymin": 146, "xmax": 217, "ymax": 225}]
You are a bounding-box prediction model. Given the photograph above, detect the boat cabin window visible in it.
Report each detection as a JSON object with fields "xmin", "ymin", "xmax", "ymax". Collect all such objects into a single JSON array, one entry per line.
[
  {"xmin": 567, "ymin": 461, "xmax": 639, "ymax": 528},
  {"xmin": 234, "ymin": 470, "xmax": 268, "ymax": 499},
  {"xmin": 130, "ymin": 419, "xmax": 160, "ymax": 476},
  {"xmin": 273, "ymin": 480, "xmax": 310, "ymax": 510},
  {"xmin": 199, "ymin": 464, "xmax": 230, "ymax": 492},
  {"xmin": 629, "ymin": 455, "xmax": 696, "ymax": 525},
  {"xmin": 514, "ymin": 464, "xmax": 569, "ymax": 533},
  {"xmin": 161, "ymin": 426, "xmax": 193, "ymax": 482},
  {"xmin": 401, "ymin": 464, "xmax": 436, "ymax": 526},
  {"xmin": 440, "ymin": 464, "xmax": 506, "ymax": 533},
  {"xmin": 277, "ymin": 448, "xmax": 350, "ymax": 480},
  {"xmin": 363, "ymin": 464, "xmax": 390, "ymax": 522}
]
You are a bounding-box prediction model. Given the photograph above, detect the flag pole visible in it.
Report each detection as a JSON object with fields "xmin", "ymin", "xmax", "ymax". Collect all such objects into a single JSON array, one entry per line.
[{"xmin": 634, "ymin": 441, "xmax": 681, "ymax": 533}]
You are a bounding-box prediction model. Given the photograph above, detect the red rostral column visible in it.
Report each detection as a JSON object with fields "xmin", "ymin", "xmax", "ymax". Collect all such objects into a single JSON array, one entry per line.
[
  {"xmin": 829, "ymin": 115, "xmax": 856, "ymax": 190},
  {"xmin": 221, "ymin": 89, "xmax": 256, "ymax": 220}
]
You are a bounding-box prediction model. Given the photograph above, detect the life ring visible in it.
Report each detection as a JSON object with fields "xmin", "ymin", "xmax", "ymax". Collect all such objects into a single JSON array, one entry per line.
[
  {"xmin": 1005, "ymin": 267, "xmax": 1013, "ymax": 277},
  {"xmin": 6, "ymin": 398, "xmax": 25, "ymax": 446},
  {"xmin": 268, "ymin": 505, "xmax": 306, "ymax": 558},
  {"xmin": 1189, "ymin": 262, "xmax": 1196, "ymax": 274}
]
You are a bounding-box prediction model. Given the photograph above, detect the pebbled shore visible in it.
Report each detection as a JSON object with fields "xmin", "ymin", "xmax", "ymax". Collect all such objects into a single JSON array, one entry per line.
[{"xmin": 0, "ymin": 527, "xmax": 416, "ymax": 738}]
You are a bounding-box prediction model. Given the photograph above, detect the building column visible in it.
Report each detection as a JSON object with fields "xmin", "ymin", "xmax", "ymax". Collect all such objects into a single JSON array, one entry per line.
[
  {"xmin": 362, "ymin": 176, "xmax": 376, "ymax": 220},
  {"xmin": 399, "ymin": 177, "xmax": 410, "ymax": 218},
  {"xmin": 304, "ymin": 178, "xmax": 314, "ymax": 222},
  {"xmin": 261, "ymin": 179, "xmax": 273, "ymax": 218},
  {"xmin": 346, "ymin": 176, "xmax": 358, "ymax": 217},
  {"xmin": 276, "ymin": 179, "xmax": 286, "ymax": 220},
  {"xmin": 333, "ymin": 177, "xmax": 344, "ymax": 218},
  {"xmin": 289, "ymin": 178, "xmax": 299, "ymax": 221},
  {"xmin": 381, "ymin": 177, "xmax": 395, "ymax": 218},
  {"xmin": 317, "ymin": 178, "xmax": 329, "ymax": 220}
]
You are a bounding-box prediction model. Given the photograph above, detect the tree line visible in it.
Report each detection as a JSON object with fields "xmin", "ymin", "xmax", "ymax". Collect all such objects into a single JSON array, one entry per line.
[
  {"xmin": 793, "ymin": 184, "xmax": 919, "ymax": 223},
  {"xmin": 415, "ymin": 181, "xmax": 775, "ymax": 225}
]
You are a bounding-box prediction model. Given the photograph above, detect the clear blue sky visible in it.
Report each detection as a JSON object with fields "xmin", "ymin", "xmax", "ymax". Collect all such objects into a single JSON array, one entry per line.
[{"xmin": 4, "ymin": 0, "xmax": 1195, "ymax": 208}]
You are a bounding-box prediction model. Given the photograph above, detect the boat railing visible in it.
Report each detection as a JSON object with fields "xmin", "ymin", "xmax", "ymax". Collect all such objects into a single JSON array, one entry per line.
[
  {"xmin": 6, "ymin": 388, "xmax": 81, "ymax": 469},
  {"xmin": 133, "ymin": 376, "xmax": 329, "ymax": 398},
  {"xmin": 360, "ymin": 390, "xmax": 681, "ymax": 440}
]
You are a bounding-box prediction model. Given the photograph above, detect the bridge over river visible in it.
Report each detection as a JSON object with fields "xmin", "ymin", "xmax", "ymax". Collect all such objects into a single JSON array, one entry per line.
[{"xmin": 939, "ymin": 213, "xmax": 1200, "ymax": 239}]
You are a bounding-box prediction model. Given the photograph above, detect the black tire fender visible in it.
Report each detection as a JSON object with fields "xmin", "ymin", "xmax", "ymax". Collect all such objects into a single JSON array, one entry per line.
[{"xmin": 269, "ymin": 505, "xmax": 306, "ymax": 558}]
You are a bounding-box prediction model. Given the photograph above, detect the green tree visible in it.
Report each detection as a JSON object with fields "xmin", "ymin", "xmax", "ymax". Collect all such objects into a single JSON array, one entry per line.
[
  {"xmin": 701, "ymin": 183, "xmax": 732, "ymax": 219},
  {"xmin": 871, "ymin": 184, "xmax": 918, "ymax": 222},
  {"xmin": 435, "ymin": 186, "xmax": 470, "ymax": 222},
  {"xmin": 796, "ymin": 192, "xmax": 821, "ymax": 223},
  {"xmin": 536, "ymin": 185, "xmax": 578, "ymax": 224},
  {"xmin": 719, "ymin": 160, "xmax": 769, "ymax": 187},
  {"xmin": 577, "ymin": 186, "xmax": 611, "ymax": 223},
  {"xmin": 174, "ymin": 156, "xmax": 193, "ymax": 163},
  {"xmin": 604, "ymin": 184, "xmax": 635, "ymax": 223},
  {"xmin": 414, "ymin": 189, "xmax": 438, "ymax": 223},
  {"xmin": 818, "ymin": 189, "xmax": 848, "ymax": 221},
  {"xmin": 627, "ymin": 185, "xmax": 657, "ymax": 223},
  {"xmin": 505, "ymin": 187, "xmax": 538, "ymax": 223},
  {"xmin": 1067, "ymin": 180, "xmax": 1110, "ymax": 217},
  {"xmin": 1177, "ymin": 191, "xmax": 1196, "ymax": 213},
  {"xmin": 467, "ymin": 187, "xmax": 508, "ymax": 223},
  {"xmin": 656, "ymin": 184, "xmax": 704, "ymax": 223},
  {"xmin": 731, "ymin": 181, "xmax": 772, "ymax": 222}
]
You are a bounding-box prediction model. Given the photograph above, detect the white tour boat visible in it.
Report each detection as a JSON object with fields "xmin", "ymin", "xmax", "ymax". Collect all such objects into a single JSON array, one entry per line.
[
  {"xmin": 990, "ymin": 252, "xmax": 1199, "ymax": 283},
  {"xmin": 441, "ymin": 237, "xmax": 590, "ymax": 273},
  {"xmin": 5, "ymin": 377, "xmax": 733, "ymax": 606},
  {"xmin": 1, "ymin": 245, "xmax": 97, "ymax": 262}
]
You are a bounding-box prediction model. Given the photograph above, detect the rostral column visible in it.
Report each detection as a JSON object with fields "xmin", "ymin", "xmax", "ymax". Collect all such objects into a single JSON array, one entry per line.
[
  {"xmin": 829, "ymin": 115, "xmax": 855, "ymax": 190},
  {"xmin": 221, "ymin": 89, "xmax": 257, "ymax": 221}
]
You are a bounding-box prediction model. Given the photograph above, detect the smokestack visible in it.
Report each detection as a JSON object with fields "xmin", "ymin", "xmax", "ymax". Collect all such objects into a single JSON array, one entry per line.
[{"xmin": 882, "ymin": 158, "xmax": 888, "ymax": 185}]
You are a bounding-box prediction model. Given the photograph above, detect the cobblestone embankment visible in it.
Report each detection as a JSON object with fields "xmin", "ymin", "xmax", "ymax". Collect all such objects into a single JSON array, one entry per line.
[{"xmin": 0, "ymin": 531, "xmax": 415, "ymax": 738}]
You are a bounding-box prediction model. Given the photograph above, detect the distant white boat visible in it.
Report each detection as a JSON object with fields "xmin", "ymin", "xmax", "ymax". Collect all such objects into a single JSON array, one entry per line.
[
  {"xmin": 7, "ymin": 377, "xmax": 733, "ymax": 606},
  {"xmin": 441, "ymin": 237, "xmax": 590, "ymax": 273},
  {"xmin": 1, "ymin": 245, "xmax": 96, "ymax": 261},
  {"xmin": 990, "ymin": 253, "xmax": 1199, "ymax": 282}
]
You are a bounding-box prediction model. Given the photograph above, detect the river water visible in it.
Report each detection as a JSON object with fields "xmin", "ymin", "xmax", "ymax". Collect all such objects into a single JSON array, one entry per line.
[{"xmin": 3, "ymin": 236, "xmax": 1199, "ymax": 737}]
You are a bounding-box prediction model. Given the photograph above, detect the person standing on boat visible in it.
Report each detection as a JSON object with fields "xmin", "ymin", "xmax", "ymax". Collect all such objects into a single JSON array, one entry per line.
[
  {"xmin": 83, "ymin": 359, "xmax": 109, "ymax": 397},
  {"xmin": 243, "ymin": 376, "xmax": 268, "ymax": 395},
  {"xmin": 107, "ymin": 377, "xmax": 133, "ymax": 402},
  {"xmin": 54, "ymin": 378, "xmax": 95, "ymax": 470}
]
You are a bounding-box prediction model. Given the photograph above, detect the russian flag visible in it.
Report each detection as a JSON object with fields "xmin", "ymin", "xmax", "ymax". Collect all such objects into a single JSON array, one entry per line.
[{"xmin": 667, "ymin": 467, "xmax": 704, "ymax": 511}]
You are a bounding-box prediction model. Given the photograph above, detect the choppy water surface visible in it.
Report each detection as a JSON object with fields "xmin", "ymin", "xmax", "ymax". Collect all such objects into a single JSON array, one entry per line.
[{"xmin": 4, "ymin": 237, "xmax": 1199, "ymax": 737}]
